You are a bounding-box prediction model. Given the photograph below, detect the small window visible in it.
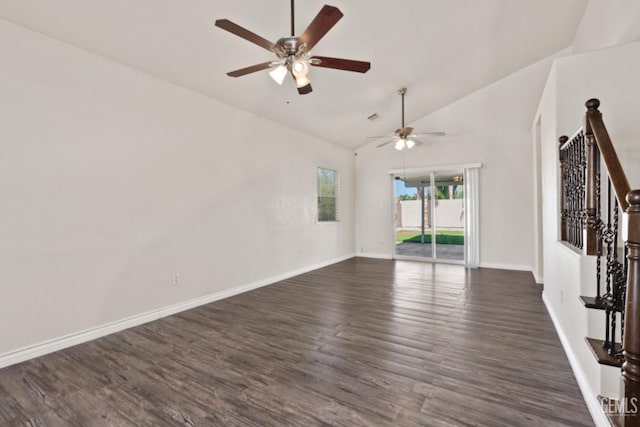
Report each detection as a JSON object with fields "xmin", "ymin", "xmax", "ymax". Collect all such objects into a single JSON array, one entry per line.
[{"xmin": 317, "ymin": 167, "xmax": 339, "ymax": 222}]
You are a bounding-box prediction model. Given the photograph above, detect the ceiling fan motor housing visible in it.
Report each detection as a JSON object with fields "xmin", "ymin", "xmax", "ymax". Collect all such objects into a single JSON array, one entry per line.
[{"xmin": 274, "ymin": 37, "xmax": 306, "ymax": 59}]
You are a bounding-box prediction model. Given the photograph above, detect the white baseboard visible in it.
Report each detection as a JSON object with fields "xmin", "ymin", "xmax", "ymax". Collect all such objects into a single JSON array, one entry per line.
[
  {"xmin": 542, "ymin": 292, "xmax": 609, "ymax": 427},
  {"xmin": 533, "ymin": 271, "xmax": 544, "ymax": 284},
  {"xmin": 0, "ymin": 253, "xmax": 355, "ymax": 369},
  {"xmin": 357, "ymin": 252, "xmax": 392, "ymax": 260},
  {"xmin": 359, "ymin": 257, "xmax": 531, "ymax": 272},
  {"xmin": 478, "ymin": 262, "xmax": 532, "ymax": 272}
]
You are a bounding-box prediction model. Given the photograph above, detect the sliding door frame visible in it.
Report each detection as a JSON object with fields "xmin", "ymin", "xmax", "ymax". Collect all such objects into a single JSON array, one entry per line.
[{"xmin": 389, "ymin": 163, "xmax": 481, "ymax": 267}]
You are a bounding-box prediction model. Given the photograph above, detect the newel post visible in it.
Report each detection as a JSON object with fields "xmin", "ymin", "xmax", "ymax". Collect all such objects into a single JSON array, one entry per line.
[
  {"xmin": 559, "ymin": 135, "xmax": 568, "ymax": 242},
  {"xmin": 622, "ymin": 189, "xmax": 640, "ymax": 424},
  {"xmin": 584, "ymin": 99, "xmax": 600, "ymax": 255}
]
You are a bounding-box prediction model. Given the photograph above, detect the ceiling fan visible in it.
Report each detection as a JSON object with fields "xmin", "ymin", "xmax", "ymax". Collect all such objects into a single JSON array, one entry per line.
[
  {"xmin": 215, "ymin": 0, "xmax": 371, "ymax": 95},
  {"xmin": 372, "ymin": 88, "xmax": 446, "ymax": 150}
]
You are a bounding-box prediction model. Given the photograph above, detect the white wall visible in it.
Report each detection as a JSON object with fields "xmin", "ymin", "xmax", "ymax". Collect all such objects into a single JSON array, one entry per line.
[
  {"xmin": 0, "ymin": 19, "xmax": 355, "ymax": 358},
  {"xmin": 572, "ymin": 0, "xmax": 640, "ymax": 53},
  {"xmin": 538, "ymin": 40, "xmax": 640, "ymax": 425},
  {"xmin": 355, "ymin": 51, "xmax": 565, "ymax": 270},
  {"xmin": 554, "ymin": 43, "xmax": 640, "ymax": 190}
]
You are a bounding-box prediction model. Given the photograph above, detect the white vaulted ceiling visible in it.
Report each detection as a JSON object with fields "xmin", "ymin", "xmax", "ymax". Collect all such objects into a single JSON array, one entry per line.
[{"xmin": 0, "ymin": 0, "xmax": 589, "ymax": 148}]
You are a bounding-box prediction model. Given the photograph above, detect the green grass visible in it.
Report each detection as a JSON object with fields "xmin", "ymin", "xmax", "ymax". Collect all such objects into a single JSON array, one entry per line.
[{"xmin": 396, "ymin": 230, "xmax": 464, "ymax": 245}]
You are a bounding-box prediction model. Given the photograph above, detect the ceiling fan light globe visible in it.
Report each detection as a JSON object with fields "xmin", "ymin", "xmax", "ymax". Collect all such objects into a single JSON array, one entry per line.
[
  {"xmin": 292, "ymin": 59, "xmax": 311, "ymax": 88},
  {"xmin": 292, "ymin": 60, "xmax": 307, "ymax": 74},
  {"xmin": 394, "ymin": 139, "xmax": 405, "ymax": 150},
  {"xmin": 406, "ymin": 139, "xmax": 416, "ymax": 149},
  {"xmin": 269, "ymin": 65, "xmax": 288, "ymax": 85},
  {"xmin": 295, "ymin": 75, "xmax": 311, "ymax": 88}
]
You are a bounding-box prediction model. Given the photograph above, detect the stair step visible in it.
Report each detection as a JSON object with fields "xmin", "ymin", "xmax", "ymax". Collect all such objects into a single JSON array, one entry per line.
[
  {"xmin": 586, "ymin": 337, "xmax": 623, "ymax": 367},
  {"xmin": 580, "ymin": 296, "xmax": 607, "ymax": 310},
  {"xmin": 580, "ymin": 295, "xmax": 622, "ymax": 312}
]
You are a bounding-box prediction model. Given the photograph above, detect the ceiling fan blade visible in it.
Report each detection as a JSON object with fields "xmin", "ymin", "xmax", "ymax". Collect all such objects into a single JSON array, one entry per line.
[
  {"xmin": 367, "ymin": 135, "xmax": 392, "ymax": 139},
  {"xmin": 299, "ymin": 6, "xmax": 343, "ymax": 52},
  {"xmin": 376, "ymin": 139, "xmax": 396, "ymax": 148},
  {"xmin": 410, "ymin": 139, "xmax": 424, "ymax": 147},
  {"xmin": 215, "ymin": 19, "xmax": 275, "ymax": 52},
  {"xmin": 226, "ymin": 61, "xmax": 276, "ymax": 77},
  {"xmin": 412, "ymin": 132, "xmax": 447, "ymax": 137},
  {"xmin": 402, "ymin": 127, "xmax": 414, "ymax": 136},
  {"xmin": 310, "ymin": 56, "xmax": 371, "ymax": 73}
]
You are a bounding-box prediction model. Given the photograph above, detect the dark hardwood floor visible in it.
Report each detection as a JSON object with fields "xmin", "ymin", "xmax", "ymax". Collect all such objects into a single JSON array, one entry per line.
[{"xmin": 0, "ymin": 258, "xmax": 594, "ymax": 426}]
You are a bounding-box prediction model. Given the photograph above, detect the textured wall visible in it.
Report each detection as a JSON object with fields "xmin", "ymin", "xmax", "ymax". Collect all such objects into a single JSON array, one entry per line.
[{"xmin": 0, "ymin": 20, "xmax": 355, "ymax": 356}]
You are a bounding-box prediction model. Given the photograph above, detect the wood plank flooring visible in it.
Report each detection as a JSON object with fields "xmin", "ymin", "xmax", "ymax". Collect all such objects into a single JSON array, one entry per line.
[{"xmin": 0, "ymin": 257, "xmax": 594, "ymax": 426}]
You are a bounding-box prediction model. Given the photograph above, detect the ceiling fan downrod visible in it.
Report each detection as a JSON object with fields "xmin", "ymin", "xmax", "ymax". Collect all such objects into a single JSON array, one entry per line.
[
  {"xmin": 399, "ymin": 87, "xmax": 407, "ymax": 128},
  {"xmin": 291, "ymin": 0, "xmax": 295, "ymax": 36}
]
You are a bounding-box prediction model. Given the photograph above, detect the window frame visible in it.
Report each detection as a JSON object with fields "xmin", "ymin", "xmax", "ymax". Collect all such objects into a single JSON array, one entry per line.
[{"xmin": 317, "ymin": 167, "xmax": 340, "ymax": 222}]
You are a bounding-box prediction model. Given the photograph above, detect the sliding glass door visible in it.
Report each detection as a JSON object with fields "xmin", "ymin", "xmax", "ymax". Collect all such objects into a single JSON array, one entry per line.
[{"xmin": 393, "ymin": 165, "xmax": 478, "ymax": 265}]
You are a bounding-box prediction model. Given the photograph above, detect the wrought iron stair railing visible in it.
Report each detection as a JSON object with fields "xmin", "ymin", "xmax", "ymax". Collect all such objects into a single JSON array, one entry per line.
[{"xmin": 559, "ymin": 99, "xmax": 640, "ymax": 425}]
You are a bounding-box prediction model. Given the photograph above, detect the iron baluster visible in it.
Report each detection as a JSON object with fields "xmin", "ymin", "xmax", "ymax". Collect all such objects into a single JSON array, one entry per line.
[{"xmin": 595, "ymin": 153, "xmax": 603, "ymax": 300}]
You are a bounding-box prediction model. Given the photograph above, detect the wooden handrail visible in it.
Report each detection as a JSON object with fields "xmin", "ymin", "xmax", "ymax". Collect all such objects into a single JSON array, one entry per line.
[{"xmin": 585, "ymin": 99, "xmax": 632, "ymax": 211}]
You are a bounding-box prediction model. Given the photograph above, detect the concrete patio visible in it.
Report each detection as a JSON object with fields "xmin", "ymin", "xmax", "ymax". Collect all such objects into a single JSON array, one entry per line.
[{"xmin": 395, "ymin": 241, "xmax": 464, "ymax": 261}]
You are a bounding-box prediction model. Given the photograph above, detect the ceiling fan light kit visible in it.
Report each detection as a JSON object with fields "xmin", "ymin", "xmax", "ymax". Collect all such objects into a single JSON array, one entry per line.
[
  {"xmin": 394, "ymin": 138, "xmax": 416, "ymax": 151},
  {"xmin": 215, "ymin": 0, "xmax": 371, "ymax": 95}
]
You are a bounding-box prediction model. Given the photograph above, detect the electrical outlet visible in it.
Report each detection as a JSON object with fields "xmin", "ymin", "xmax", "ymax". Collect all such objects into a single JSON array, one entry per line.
[{"xmin": 172, "ymin": 273, "xmax": 179, "ymax": 286}]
